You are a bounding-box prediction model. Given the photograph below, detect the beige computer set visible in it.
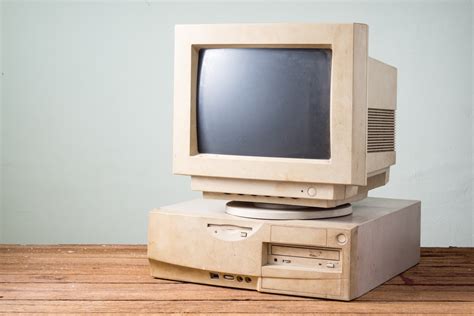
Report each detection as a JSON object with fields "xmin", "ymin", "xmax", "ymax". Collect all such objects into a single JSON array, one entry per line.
[{"xmin": 147, "ymin": 23, "xmax": 420, "ymax": 301}]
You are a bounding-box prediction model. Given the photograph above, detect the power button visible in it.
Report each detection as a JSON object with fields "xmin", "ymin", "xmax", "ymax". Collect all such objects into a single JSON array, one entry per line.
[{"xmin": 336, "ymin": 234, "xmax": 347, "ymax": 244}]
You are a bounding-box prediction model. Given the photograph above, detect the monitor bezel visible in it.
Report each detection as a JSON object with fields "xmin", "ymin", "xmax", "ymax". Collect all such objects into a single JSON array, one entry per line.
[{"xmin": 173, "ymin": 23, "xmax": 368, "ymax": 186}]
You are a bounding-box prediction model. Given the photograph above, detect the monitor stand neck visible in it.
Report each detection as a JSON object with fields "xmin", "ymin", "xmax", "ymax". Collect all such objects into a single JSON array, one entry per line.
[{"xmin": 225, "ymin": 201, "xmax": 352, "ymax": 220}]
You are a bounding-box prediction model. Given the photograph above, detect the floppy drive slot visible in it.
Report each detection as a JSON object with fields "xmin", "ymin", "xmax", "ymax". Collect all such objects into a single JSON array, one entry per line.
[{"xmin": 207, "ymin": 224, "xmax": 253, "ymax": 241}]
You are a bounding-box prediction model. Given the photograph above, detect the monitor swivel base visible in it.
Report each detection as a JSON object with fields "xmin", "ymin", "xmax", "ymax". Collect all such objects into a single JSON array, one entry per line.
[{"xmin": 225, "ymin": 201, "xmax": 353, "ymax": 220}]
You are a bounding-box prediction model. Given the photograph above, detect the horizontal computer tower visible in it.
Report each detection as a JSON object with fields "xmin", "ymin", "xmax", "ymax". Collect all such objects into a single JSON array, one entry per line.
[{"xmin": 148, "ymin": 197, "xmax": 420, "ymax": 301}]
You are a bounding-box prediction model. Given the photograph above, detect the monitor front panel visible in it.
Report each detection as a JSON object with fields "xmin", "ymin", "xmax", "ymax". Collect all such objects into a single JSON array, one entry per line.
[
  {"xmin": 173, "ymin": 24, "xmax": 369, "ymax": 185},
  {"xmin": 196, "ymin": 48, "xmax": 332, "ymax": 160}
]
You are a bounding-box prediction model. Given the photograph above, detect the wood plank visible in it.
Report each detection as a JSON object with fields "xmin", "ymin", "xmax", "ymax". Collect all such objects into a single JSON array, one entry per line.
[
  {"xmin": 0, "ymin": 283, "xmax": 472, "ymax": 302},
  {"xmin": 0, "ymin": 283, "xmax": 303, "ymax": 301},
  {"xmin": 0, "ymin": 300, "xmax": 472, "ymax": 314},
  {"xmin": 0, "ymin": 244, "xmax": 147, "ymax": 257},
  {"xmin": 2, "ymin": 273, "xmax": 472, "ymax": 286},
  {"xmin": 0, "ymin": 274, "xmax": 177, "ymax": 284}
]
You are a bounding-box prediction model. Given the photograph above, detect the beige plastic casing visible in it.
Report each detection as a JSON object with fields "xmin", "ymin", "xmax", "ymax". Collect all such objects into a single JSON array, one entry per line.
[
  {"xmin": 148, "ymin": 197, "xmax": 420, "ymax": 301},
  {"xmin": 172, "ymin": 23, "xmax": 397, "ymax": 208}
]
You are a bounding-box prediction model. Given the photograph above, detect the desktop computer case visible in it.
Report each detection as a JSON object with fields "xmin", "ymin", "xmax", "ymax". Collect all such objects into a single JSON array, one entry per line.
[{"xmin": 148, "ymin": 197, "xmax": 420, "ymax": 301}]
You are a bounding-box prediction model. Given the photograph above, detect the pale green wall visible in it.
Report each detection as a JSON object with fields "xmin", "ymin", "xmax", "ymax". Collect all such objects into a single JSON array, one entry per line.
[
  {"xmin": 471, "ymin": 0, "xmax": 474, "ymax": 246},
  {"xmin": 1, "ymin": 0, "xmax": 472, "ymax": 245},
  {"xmin": 0, "ymin": 1, "xmax": 3, "ymax": 242}
]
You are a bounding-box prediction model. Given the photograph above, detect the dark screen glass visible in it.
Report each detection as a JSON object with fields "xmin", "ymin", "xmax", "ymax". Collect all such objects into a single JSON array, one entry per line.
[{"xmin": 196, "ymin": 48, "xmax": 331, "ymax": 159}]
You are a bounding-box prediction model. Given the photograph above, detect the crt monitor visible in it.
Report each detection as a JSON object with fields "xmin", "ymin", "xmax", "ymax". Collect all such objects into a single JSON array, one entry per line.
[{"xmin": 172, "ymin": 23, "xmax": 397, "ymax": 209}]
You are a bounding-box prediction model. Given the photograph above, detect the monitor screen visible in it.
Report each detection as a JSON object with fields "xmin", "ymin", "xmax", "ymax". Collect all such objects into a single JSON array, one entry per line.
[{"xmin": 196, "ymin": 48, "xmax": 331, "ymax": 159}]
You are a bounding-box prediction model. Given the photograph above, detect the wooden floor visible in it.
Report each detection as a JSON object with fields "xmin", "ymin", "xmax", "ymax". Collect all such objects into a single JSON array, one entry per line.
[{"xmin": 0, "ymin": 246, "xmax": 473, "ymax": 314}]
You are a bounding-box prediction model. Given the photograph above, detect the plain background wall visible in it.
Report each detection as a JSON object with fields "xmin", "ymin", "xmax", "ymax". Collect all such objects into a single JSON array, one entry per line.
[
  {"xmin": 0, "ymin": 0, "xmax": 3, "ymax": 242},
  {"xmin": 1, "ymin": 0, "xmax": 472, "ymax": 246}
]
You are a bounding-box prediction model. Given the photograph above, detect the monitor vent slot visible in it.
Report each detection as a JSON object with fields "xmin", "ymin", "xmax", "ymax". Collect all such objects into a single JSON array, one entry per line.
[{"xmin": 368, "ymin": 108, "xmax": 395, "ymax": 153}]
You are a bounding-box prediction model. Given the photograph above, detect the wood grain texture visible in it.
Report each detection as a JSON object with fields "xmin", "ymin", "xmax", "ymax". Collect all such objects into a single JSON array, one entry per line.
[{"xmin": 0, "ymin": 245, "xmax": 473, "ymax": 314}]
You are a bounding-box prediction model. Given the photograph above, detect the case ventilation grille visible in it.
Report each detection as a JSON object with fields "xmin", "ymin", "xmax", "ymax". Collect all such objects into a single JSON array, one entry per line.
[{"xmin": 368, "ymin": 108, "xmax": 395, "ymax": 153}]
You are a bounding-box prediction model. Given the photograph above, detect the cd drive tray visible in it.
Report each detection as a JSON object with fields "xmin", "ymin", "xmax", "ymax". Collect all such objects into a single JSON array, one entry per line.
[{"xmin": 271, "ymin": 245, "xmax": 340, "ymax": 261}]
